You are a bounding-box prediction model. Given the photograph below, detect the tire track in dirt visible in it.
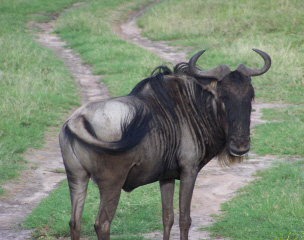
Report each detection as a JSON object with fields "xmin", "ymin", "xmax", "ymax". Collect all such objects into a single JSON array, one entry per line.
[
  {"xmin": 0, "ymin": 3, "xmax": 109, "ymax": 240},
  {"xmin": 114, "ymin": 2, "xmax": 295, "ymax": 240},
  {"xmin": 115, "ymin": 0, "xmax": 189, "ymax": 65}
]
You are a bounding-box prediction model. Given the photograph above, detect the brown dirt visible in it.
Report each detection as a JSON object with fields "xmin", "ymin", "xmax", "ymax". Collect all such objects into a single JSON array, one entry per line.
[{"xmin": 0, "ymin": 3, "xmax": 109, "ymax": 240}]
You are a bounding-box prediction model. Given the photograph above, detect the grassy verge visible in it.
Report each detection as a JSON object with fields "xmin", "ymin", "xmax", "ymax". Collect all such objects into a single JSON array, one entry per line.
[
  {"xmin": 24, "ymin": 0, "xmax": 176, "ymax": 239},
  {"xmin": 0, "ymin": 0, "xmax": 81, "ymax": 194}
]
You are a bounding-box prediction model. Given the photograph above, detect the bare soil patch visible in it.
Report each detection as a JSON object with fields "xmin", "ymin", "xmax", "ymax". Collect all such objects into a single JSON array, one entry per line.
[{"xmin": 0, "ymin": 3, "xmax": 109, "ymax": 240}]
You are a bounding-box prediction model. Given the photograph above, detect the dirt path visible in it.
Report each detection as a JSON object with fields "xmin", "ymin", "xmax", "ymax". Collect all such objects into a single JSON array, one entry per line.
[
  {"xmin": 115, "ymin": 2, "xmax": 290, "ymax": 240},
  {"xmin": 0, "ymin": 3, "xmax": 109, "ymax": 240},
  {"xmin": 116, "ymin": 0, "xmax": 188, "ymax": 65}
]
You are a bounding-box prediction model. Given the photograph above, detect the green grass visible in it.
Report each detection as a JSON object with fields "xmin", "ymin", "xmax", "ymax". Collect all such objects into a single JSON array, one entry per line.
[
  {"xmin": 25, "ymin": 180, "xmax": 162, "ymax": 240},
  {"xmin": 0, "ymin": 0, "xmax": 80, "ymax": 193},
  {"xmin": 252, "ymin": 106, "xmax": 304, "ymax": 157},
  {"xmin": 205, "ymin": 160, "xmax": 304, "ymax": 240}
]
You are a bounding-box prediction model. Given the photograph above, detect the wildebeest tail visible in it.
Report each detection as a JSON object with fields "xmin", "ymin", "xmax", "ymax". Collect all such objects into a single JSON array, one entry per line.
[{"xmin": 63, "ymin": 107, "xmax": 152, "ymax": 153}]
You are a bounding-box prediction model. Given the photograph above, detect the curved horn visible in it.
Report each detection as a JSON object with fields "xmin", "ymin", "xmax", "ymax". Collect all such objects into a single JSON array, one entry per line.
[
  {"xmin": 236, "ymin": 49, "xmax": 271, "ymax": 77},
  {"xmin": 189, "ymin": 50, "xmax": 231, "ymax": 81}
]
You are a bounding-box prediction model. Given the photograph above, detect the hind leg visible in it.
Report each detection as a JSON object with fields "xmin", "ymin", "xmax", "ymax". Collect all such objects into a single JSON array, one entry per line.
[
  {"xmin": 94, "ymin": 183, "xmax": 121, "ymax": 240},
  {"xmin": 61, "ymin": 139, "xmax": 90, "ymax": 239},
  {"xmin": 60, "ymin": 127, "xmax": 90, "ymax": 239},
  {"xmin": 93, "ymin": 163, "xmax": 133, "ymax": 240},
  {"xmin": 66, "ymin": 167, "xmax": 89, "ymax": 240}
]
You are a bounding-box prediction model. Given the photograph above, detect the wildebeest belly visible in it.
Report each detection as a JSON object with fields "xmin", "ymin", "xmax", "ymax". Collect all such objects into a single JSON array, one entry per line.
[
  {"xmin": 122, "ymin": 159, "xmax": 180, "ymax": 192},
  {"xmin": 122, "ymin": 166, "xmax": 159, "ymax": 192}
]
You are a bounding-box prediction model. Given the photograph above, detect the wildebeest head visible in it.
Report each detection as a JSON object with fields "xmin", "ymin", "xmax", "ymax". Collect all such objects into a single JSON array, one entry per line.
[{"xmin": 188, "ymin": 49, "xmax": 271, "ymax": 162}]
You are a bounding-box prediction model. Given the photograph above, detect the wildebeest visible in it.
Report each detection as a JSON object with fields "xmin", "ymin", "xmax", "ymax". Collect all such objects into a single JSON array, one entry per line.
[{"xmin": 59, "ymin": 49, "xmax": 271, "ymax": 240}]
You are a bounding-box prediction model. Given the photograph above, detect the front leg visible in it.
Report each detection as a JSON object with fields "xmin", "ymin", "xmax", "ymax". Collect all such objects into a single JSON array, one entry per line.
[
  {"xmin": 179, "ymin": 168, "xmax": 198, "ymax": 240},
  {"xmin": 160, "ymin": 179, "xmax": 175, "ymax": 240}
]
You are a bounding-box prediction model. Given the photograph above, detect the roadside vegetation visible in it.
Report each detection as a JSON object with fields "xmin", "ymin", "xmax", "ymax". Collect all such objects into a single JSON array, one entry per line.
[
  {"xmin": 138, "ymin": 0, "xmax": 304, "ymax": 239},
  {"xmin": 0, "ymin": 0, "xmax": 80, "ymax": 194}
]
